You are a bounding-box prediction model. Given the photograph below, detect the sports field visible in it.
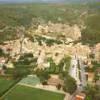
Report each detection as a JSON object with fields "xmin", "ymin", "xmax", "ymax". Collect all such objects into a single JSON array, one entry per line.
[
  {"xmin": 0, "ymin": 77, "xmax": 17, "ymax": 96},
  {"xmin": 2, "ymin": 85, "xmax": 65, "ymax": 100}
]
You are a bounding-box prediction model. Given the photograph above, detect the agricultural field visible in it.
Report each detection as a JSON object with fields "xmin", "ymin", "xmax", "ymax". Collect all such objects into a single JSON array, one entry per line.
[{"xmin": 1, "ymin": 85, "xmax": 65, "ymax": 100}]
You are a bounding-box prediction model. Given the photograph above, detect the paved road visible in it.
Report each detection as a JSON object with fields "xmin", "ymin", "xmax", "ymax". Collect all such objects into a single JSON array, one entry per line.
[
  {"xmin": 69, "ymin": 56, "xmax": 87, "ymax": 91},
  {"xmin": 74, "ymin": 58, "xmax": 87, "ymax": 91},
  {"xmin": 79, "ymin": 59, "xmax": 87, "ymax": 90},
  {"xmin": 69, "ymin": 56, "xmax": 78, "ymax": 82}
]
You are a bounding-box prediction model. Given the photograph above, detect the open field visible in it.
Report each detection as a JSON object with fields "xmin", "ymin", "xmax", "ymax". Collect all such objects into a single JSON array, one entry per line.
[
  {"xmin": 1, "ymin": 85, "xmax": 65, "ymax": 100},
  {"xmin": 0, "ymin": 77, "xmax": 17, "ymax": 96}
]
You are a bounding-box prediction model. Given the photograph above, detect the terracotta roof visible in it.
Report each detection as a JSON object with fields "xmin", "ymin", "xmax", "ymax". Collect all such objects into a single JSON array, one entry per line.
[{"xmin": 76, "ymin": 93, "xmax": 86, "ymax": 100}]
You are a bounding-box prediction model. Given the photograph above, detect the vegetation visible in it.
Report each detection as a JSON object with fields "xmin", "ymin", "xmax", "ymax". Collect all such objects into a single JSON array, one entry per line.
[
  {"xmin": 85, "ymin": 85, "xmax": 100, "ymax": 100},
  {"xmin": 0, "ymin": 77, "xmax": 19, "ymax": 96},
  {"xmin": 34, "ymin": 35, "xmax": 63, "ymax": 46},
  {"xmin": 0, "ymin": 3, "xmax": 99, "ymax": 45},
  {"xmin": 5, "ymin": 53, "xmax": 37, "ymax": 79},
  {"xmin": 35, "ymin": 56, "xmax": 71, "ymax": 82},
  {"xmin": 35, "ymin": 69, "xmax": 50, "ymax": 82},
  {"xmin": 46, "ymin": 56, "xmax": 71, "ymax": 74},
  {"xmin": 0, "ymin": 49, "xmax": 5, "ymax": 57},
  {"xmin": 2, "ymin": 85, "xmax": 65, "ymax": 100},
  {"xmin": 81, "ymin": 3, "xmax": 100, "ymax": 45},
  {"xmin": 45, "ymin": 57, "xmax": 76, "ymax": 94},
  {"xmin": 0, "ymin": 2, "xmax": 100, "ymax": 98},
  {"xmin": 60, "ymin": 72, "xmax": 77, "ymax": 94},
  {"xmin": 92, "ymin": 61, "xmax": 100, "ymax": 81},
  {"xmin": 85, "ymin": 61, "xmax": 100, "ymax": 100}
]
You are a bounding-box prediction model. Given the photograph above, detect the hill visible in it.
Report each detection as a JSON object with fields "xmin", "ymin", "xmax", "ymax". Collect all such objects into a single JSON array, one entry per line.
[{"xmin": 0, "ymin": 3, "xmax": 100, "ymax": 45}]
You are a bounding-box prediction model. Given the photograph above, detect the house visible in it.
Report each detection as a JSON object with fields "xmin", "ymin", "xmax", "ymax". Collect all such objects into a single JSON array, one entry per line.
[
  {"xmin": 94, "ymin": 43, "xmax": 100, "ymax": 62},
  {"xmin": 96, "ymin": 80, "xmax": 100, "ymax": 86},
  {"xmin": 86, "ymin": 72, "xmax": 94, "ymax": 84},
  {"xmin": 96, "ymin": 68, "xmax": 100, "ymax": 78},
  {"xmin": 95, "ymin": 68, "xmax": 100, "ymax": 85},
  {"xmin": 0, "ymin": 57, "xmax": 6, "ymax": 64},
  {"xmin": 6, "ymin": 61, "xmax": 14, "ymax": 68},
  {"xmin": 0, "ymin": 57, "xmax": 7, "ymax": 75}
]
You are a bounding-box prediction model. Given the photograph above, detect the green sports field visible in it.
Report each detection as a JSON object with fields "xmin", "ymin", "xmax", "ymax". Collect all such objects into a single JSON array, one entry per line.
[
  {"xmin": 2, "ymin": 85, "xmax": 65, "ymax": 100},
  {"xmin": 0, "ymin": 77, "xmax": 17, "ymax": 96}
]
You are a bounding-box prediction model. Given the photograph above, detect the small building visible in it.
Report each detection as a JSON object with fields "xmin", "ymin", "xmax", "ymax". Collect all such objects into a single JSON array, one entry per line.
[
  {"xmin": 95, "ymin": 68, "xmax": 100, "ymax": 85},
  {"xmin": 0, "ymin": 57, "xmax": 6, "ymax": 64},
  {"xmin": 1, "ymin": 43, "xmax": 12, "ymax": 54},
  {"xmin": 96, "ymin": 80, "xmax": 100, "ymax": 86},
  {"xmin": 96, "ymin": 68, "xmax": 100, "ymax": 78},
  {"xmin": 75, "ymin": 93, "xmax": 86, "ymax": 100},
  {"xmin": 0, "ymin": 66, "xmax": 5, "ymax": 75},
  {"xmin": 0, "ymin": 57, "xmax": 7, "ymax": 75},
  {"xmin": 6, "ymin": 61, "xmax": 14, "ymax": 69},
  {"xmin": 85, "ymin": 72, "xmax": 94, "ymax": 84}
]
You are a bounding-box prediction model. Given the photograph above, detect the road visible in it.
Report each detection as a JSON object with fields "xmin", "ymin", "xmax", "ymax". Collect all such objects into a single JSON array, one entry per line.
[
  {"xmin": 69, "ymin": 55, "xmax": 87, "ymax": 91},
  {"xmin": 70, "ymin": 56, "xmax": 87, "ymax": 100},
  {"xmin": 79, "ymin": 59, "xmax": 87, "ymax": 88}
]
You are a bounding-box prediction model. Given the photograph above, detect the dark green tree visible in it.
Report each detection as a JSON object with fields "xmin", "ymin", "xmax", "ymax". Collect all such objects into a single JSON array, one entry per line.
[{"xmin": 63, "ymin": 75, "xmax": 77, "ymax": 94}]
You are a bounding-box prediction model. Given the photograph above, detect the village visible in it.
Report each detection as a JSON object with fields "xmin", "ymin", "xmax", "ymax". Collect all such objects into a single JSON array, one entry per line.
[
  {"xmin": 0, "ymin": 24, "xmax": 100, "ymax": 100},
  {"xmin": 0, "ymin": 0, "xmax": 100, "ymax": 99}
]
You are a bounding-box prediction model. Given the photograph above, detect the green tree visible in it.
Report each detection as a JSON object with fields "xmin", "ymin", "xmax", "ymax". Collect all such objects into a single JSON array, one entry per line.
[
  {"xmin": 85, "ymin": 85, "xmax": 100, "ymax": 100},
  {"xmin": 0, "ymin": 48, "xmax": 5, "ymax": 56},
  {"xmin": 36, "ymin": 69, "xmax": 50, "ymax": 82},
  {"xmin": 63, "ymin": 75, "xmax": 77, "ymax": 94}
]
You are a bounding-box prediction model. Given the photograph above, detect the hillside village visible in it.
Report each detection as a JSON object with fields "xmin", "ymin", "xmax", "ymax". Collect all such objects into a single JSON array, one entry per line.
[{"xmin": 0, "ymin": 21, "xmax": 100, "ymax": 100}]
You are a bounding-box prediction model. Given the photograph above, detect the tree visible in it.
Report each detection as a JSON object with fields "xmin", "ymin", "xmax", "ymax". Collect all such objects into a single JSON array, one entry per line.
[
  {"xmin": 95, "ymin": 93, "xmax": 100, "ymax": 100},
  {"xmin": 12, "ymin": 53, "xmax": 36, "ymax": 79},
  {"xmin": 58, "ymin": 59, "xmax": 64, "ymax": 73},
  {"xmin": 36, "ymin": 69, "xmax": 50, "ymax": 82},
  {"xmin": 13, "ymin": 68, "xmax": 30, "ymax": 79},
  {"xmin": 57, "ymin": 84, "xmax": 62, "ymax": 90},
  {"xmin": 85, "ymin": 85, "xmax": 100, "ymax": 100},
  {"xmin": 63, "ymin": 75, "xmax": 77, "ymax": 94},
  {"xmin": 0, "ymin": 48, "xmax": 5, "ymax": 56},
  {"xmin": 89, "ymin": 53, "xmax": 95, "ymax": 59},
  {"xmin": 48, "ymin": 57, "xmax": 56, "ymax": 73}
]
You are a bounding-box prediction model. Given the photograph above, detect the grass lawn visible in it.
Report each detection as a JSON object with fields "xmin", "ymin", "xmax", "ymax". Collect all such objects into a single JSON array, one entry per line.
[
  {"xmin": 2, "ymin": 85, "xmax": 65, "ymax": 100},
  {"xmin": 0, "ymin": 77, "xmax": 17, "ymax": 96}
]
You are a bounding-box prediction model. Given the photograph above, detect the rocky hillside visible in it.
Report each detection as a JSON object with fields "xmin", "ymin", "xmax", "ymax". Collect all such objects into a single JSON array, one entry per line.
[{"xmin": 28, "ymin": 22, "xmax": 81, "ymax": 41}]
